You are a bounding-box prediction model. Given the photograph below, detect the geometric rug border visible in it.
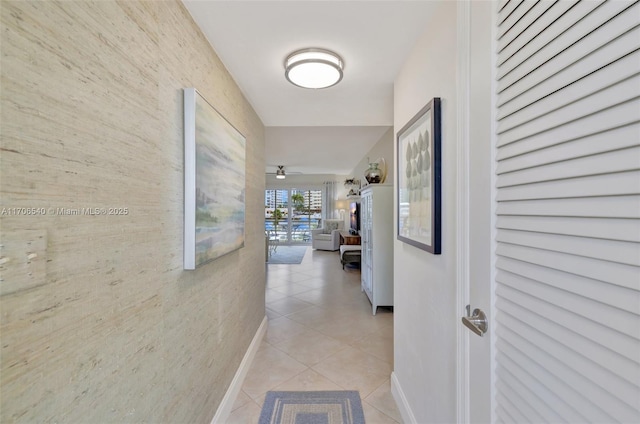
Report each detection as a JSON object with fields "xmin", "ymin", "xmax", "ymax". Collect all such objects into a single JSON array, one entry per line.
[{"xmin": 259, "ymin": 390, "xmax": 365, "ymax": 424}]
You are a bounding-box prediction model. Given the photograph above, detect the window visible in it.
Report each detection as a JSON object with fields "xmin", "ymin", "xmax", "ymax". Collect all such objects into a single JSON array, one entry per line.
[{"xmin": 265, "ymin": 188, "xmax": 322, "ymax": 244}]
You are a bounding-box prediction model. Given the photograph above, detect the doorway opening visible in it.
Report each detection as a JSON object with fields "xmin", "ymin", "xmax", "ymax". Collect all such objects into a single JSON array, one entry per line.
[{"xmin": 265, "ymin": 188, "xmax": 322, "ymax": 245}]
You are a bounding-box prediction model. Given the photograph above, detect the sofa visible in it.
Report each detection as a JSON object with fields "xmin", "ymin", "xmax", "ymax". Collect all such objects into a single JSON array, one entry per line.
[{"xmin": 311, "ymin": 219, "xmax": 344, "ymax": 251}]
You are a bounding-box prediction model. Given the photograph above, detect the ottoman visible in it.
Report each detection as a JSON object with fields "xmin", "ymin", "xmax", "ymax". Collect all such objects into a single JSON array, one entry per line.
[{"xmin": 340, "ymin": 244, "xmax": 362, "ymax": 269}]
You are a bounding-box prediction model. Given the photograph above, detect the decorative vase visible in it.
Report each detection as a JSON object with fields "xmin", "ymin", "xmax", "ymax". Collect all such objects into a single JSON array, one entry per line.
[{"xmin": 365, "ymin": 162, "xmax": 382, "ymax": 184}]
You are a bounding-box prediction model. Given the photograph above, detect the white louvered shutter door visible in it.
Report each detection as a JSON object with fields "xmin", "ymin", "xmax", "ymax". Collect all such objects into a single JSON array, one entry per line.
[{"xmin": 494, "ymin": 0, "xmax": 640, "ymax": 422}]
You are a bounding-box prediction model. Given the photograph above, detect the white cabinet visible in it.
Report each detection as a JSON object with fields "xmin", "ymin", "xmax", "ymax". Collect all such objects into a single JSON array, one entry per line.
[{"xmin": 360, "ymin": 184, "xmax": 393, "ymax": 315}]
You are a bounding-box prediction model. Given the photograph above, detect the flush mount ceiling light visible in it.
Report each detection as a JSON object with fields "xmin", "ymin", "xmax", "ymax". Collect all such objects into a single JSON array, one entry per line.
[
  {"xmin": 284, "ymin": 48, "xmax": 344, "ymax": 89},
  {"xmin": 276, "ymin": 165, "xmax": 286, "ymax": 179}
]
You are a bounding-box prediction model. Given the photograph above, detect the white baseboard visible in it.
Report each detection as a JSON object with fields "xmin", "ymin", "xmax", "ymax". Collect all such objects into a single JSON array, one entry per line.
[
  {"xmin": 391, "ymin": 371, "xmax": 417, "ymax": 424},
  {"xmin": 211, "ymin": 315, "xmax": 267, "ymax": 424}
]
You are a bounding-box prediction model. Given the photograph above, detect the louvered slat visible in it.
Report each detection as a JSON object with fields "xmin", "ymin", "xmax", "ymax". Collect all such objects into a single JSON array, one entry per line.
[
  {"xmin": 498, "ymin": 68, "xmax": 640, "ymax": 133},
  {"xmin": 496, "ymin": 377, "xmax": 554, "ymax": 422},
  {"xmin": 496, "ymin": 289, "xmax": 639, "ymax": 364},
  {"xmin": 499, "ymin": 270, "xmax": 637, "ymax": 338},
  {"xmin": 497, "ymin": 342, "xmax": 603, "ymax": 422},
  {"xmin": 496, "ymin": 196, "xmax": 640, "ymax": 219},
  {"xmin": 498, "ymin": 0, "xmax": 526, "ymax": 26},
  {"xmin": 498, "ymin": 378, "xmax": 561, "ymax": 424},
  {"xmin": 497, "ymin": 326, "xmax": 634, "ymax": 422},
  {"xmin": 498, "ymin": 0, "xmax": 637, "ymax": 95},
  {"xmin": 497, "ymin": 146, "xmax": 640, "ymax": 187},
  {"xmin": 497, "ymin": 99, "xmax": 640, "ymax": 156},
  {"xmin": 499, "ymin": 26, "xmax": 640, "ymax": 112},
  {"xmin": 501, "ymin": 35, "xmax": 638, "ymax": 115},
  {"xmin": 496, "ymin": 276, "xmax": 640, "ymax": 385},
  {"xmin": 499, "ymin": 313, "xmax": 639, "ymax": 416},
  {"xmin": 496, "ymin": 170, "xmax": 640, "ymax": 201},
  {"xmin": 499, "ymin": 81, "xmax": 640, "ymax": 147},
  {"xmin": 496, "ymin": 244, "xmax": 639, "ymax": 291},
  {"xmin": 497, "ymin": 0, "xmax": 512, "ymax": 14},
  {"xmin": 497, "ymin": 0, "xmax": 557, "ymax": 55},
  {"xmin": 497, "ymin": 0, "xmax": 539, "ymax": 42},
  {"xmin": 496, "ymin": 377, "xmax": 561, "ymax": 423},
  {"xmin": 496, "ymin": 228, "xmax": 640, "ymax": 266},
  {"xmin": 494, "ymin": 1, "xmax": 640, "ymax": 421},
  {"xmin": 496, "ymin": 123, "xmax": 640, "ymax": 174},
  {"xmin": 497, "ymin": 0, "xmax": 589, "ymax": 69}
]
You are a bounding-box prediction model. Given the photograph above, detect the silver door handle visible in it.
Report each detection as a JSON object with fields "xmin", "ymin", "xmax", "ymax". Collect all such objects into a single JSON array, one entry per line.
[{"xmin": 462, "ymin": 305, "xmax": 488, "ymax": 337}]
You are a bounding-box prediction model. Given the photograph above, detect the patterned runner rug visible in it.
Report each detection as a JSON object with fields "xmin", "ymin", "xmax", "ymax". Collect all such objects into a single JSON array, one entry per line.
[{"xmin": 258, "ymin": 391, "xmax": 366, "ymax": 424}]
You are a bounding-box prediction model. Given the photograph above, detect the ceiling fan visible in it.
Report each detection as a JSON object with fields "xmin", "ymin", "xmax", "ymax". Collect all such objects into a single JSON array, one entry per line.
[{"xmin": 265, "ymin": 165, "xmax": 303, "ymax": 179}]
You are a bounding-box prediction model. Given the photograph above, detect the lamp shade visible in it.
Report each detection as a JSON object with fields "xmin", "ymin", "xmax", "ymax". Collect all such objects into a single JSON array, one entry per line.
[
  {"xmin": 285, "ymin": 48, "xmax": 343, "ymax": 89},
  {"xmin": 335, "ymin": 199, "xmax": 348, "ymax": 210}
]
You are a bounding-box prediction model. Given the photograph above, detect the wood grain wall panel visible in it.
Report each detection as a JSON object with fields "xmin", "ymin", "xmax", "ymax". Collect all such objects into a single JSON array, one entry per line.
[{"xmin": 0, "ymin": 1, "xmax": 266, "ymax": 422}]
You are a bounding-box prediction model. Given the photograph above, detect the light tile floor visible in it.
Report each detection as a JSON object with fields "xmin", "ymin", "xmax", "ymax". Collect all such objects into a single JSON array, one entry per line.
[{"xmin": 228, "ymin": 247, "xmax": 401, "ymax": 423}]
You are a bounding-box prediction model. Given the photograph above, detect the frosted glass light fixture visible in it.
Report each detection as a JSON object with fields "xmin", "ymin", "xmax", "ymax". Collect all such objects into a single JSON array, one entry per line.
[
  {"xmin": 276, "ymin": 165, "xmax": 286, "ymax": 179},
  {"xmin": 285, "ymin": 48, "xmax": 344, "ymax": 89}
]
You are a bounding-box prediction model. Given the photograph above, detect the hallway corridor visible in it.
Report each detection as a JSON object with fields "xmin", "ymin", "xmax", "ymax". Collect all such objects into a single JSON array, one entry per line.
[{"xmin": 228, "ymin": 248, "xmax": 400, "ymax": 423}]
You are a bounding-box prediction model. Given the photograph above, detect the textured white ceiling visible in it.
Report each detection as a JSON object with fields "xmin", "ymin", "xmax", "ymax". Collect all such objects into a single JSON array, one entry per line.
[{"xmin": 182, "ymin": 0, "xmax": 438, "ymax": 174}]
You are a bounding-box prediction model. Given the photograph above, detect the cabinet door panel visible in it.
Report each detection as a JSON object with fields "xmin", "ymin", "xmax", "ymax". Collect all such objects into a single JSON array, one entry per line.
[{"xmin": 360, "ymin": 185, "xmax": 394, "ymax": 314}]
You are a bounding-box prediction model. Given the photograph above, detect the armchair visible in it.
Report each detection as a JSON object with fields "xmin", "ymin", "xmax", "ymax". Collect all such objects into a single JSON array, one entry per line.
[{"xmin": 311, "ymin": 219, "xmax": 344, "ymax": 251}]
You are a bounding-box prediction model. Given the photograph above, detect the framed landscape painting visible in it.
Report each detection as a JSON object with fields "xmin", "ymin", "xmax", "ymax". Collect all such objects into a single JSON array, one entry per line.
[
  {"xmin": 396, "ymin": 97, "xmax": 441, "ymax": 254},
  {"xmin": 184, "ymin": 88, "xmax": 246, "ymax": 269}
]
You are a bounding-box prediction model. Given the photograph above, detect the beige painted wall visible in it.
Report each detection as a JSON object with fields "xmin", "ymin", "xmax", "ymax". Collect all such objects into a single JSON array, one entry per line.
[
  {"xmin": 0, "ymin": 1, "xmax": 265, "ymax": 422},
  {"xmin": 392, "ymin": 1, "xmax": 459, "ymax": 422},
  {"xmin": 348, "ymin": 127, "xmax": 394, "ymax": 188}
]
